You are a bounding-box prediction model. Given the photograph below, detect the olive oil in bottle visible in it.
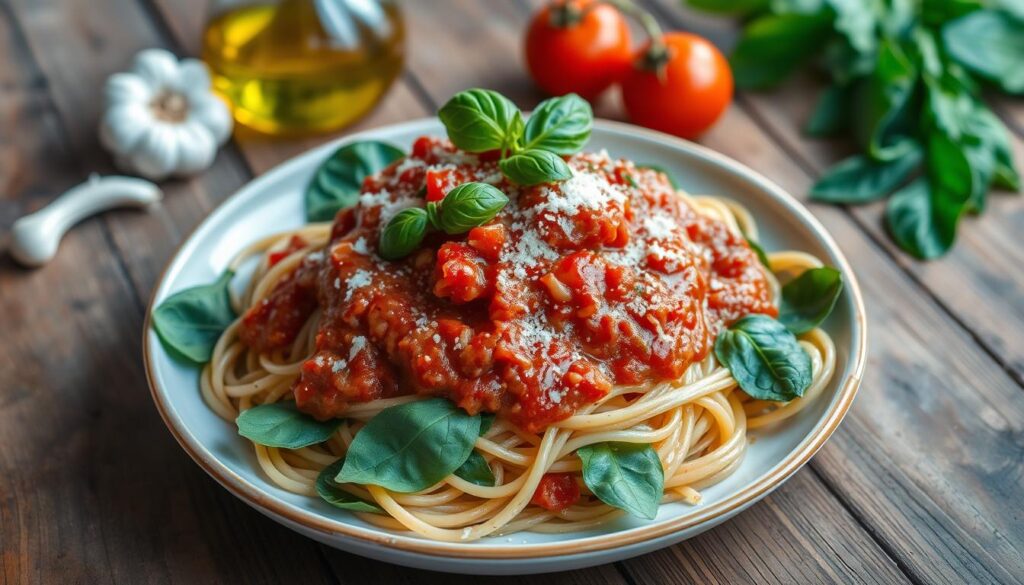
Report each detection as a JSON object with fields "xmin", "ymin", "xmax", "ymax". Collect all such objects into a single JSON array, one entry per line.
[{"xmin": 201, "ymin": 0, "xmax": 404, "ymax": 135}]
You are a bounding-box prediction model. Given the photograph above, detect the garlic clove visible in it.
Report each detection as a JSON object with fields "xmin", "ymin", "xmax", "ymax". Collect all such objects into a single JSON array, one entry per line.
[
  {"xmin": 100, "ymin": 102, "xmax": 152, "ymax": 156},
  {"xmin": 173, "ymin": 123, "xmax": 217, "ymax": 176},
  {"xmin": 174, "ymin": 59, "xmax": 213, "ymax": 99},
  {"xmin": 132, "ymin": 123, "xmax": 180, "ymax": 181},
  {"xmin": 188, "ymin": 93, "xmax": 233, "ymax": 146},
  {"xmin": 105, "ymin": 72, "xmax": 153, "ymax": 104},
  {"xmin": 131, "ymin": 48, "xmax": 181, "ymax": 89},
  {"xmin": 9, "ymin": 175, "xmax": 162, "ymax": 268}
]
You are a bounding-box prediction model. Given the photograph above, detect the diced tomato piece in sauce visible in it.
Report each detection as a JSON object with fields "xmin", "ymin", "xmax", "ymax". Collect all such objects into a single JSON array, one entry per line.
[
  {"xmin": 530, "ymin": 473, "xmax": 580, "ymax": 512},
  {"xmin": 467, "ymin": 224, "xmax": 506, "ymax": 262},
  {"xmin": 425, "ymin": 168, "xmax": 470, "ymax": 202},
  {"xmin": 433, "ymin": 242, "xmax": 490, "ymax": 303},
  {"xmin": 267, "ymin": 235, "xmax": 308, "ymax": 267}
]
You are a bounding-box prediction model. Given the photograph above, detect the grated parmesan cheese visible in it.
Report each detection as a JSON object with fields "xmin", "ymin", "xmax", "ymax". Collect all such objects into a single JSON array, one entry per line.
[{"xmin": 344, "ymin": 269, "xmax": 373, "ymax": 301}]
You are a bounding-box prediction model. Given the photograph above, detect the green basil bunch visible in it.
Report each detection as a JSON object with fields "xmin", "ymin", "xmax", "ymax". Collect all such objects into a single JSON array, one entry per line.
[
  {"xmin": 689, "ymin": 0, "xmax": 1022, "ymax": 259},
  {"xmin": 439, "ymin": 89, "xmax": 593, "ymax": 185},
  {"xmin": 378, "ymin": 182, "xmax": 509, "ymax": 260}
]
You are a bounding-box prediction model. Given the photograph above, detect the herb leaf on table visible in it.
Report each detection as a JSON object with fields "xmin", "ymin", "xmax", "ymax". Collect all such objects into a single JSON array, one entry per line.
[{"xmin": 687, "ymin": 0, "xmax": 1023, "ymax": 259}]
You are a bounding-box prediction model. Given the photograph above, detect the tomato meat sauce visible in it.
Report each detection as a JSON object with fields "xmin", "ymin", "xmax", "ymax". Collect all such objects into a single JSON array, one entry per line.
[{"xmin": 240, "ymin": 137, "xmax": 775, "ymax": 433}]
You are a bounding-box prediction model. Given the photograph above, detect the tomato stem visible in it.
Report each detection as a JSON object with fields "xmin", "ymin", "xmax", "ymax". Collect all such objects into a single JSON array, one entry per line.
[
  {"xmin": 548, "ymin": 0, "xmax": 583, "ymax": 27},
  {"xmin": 597, "ymin": 0, "xmax": 666, "ymax": 64}
]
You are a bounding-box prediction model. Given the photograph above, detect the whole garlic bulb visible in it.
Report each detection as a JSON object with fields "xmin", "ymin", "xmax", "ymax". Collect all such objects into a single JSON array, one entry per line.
[{"xmin": 100, "ymin": 48, "xmax": 232, "ymax": 181}]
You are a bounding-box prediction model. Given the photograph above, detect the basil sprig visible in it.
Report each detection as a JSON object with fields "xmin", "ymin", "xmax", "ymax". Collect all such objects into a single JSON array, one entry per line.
[
  {"xmin": 687, "ymin": 1, "xmax": 1022, "ymax": 260},
  {"xmin": 577, "ymin": 442, "xmax": 664, "ymax": 520},
  {"xmin": 236, "ymin": 402, "xmax": 343, "ymax": 449},
  {"xmin": 152, "ymin": 270, "xmax": 236, "ymax": 363},
  {"xmin": 378, "ymin": 182, "xmax": 508, "ymax": 259},
  {"xmin": 316, "ymin": 458, "xmax": 384, "ymax": 514},
  {"xmin": 779, "ymin": 267, "xmax": 844, "ymax": 334},
  {"xmin": 714, "ymin": 315, "xmax": 813, "ymax": 402},
  {"xmin": 305, "ymin": 141, "xmax": 405, "ymax": 222},
  {"xmin": 336, "ymin": 398, "xmax": 482, "ymax": 493},
  {"xmin": 438, "ymin": 90, "xmax": 592, "ymax": 185}
]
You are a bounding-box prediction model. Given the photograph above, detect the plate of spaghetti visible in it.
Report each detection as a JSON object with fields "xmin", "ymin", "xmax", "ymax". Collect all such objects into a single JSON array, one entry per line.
[{"xmin": 144, "ymin": 89, "xmax": 865, "ymax": 574}]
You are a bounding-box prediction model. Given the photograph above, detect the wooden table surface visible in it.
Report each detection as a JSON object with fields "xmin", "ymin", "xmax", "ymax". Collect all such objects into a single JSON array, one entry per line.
[{"xmin": 2, "ymin": 0, "xmax": 1023, "ymax": 583}]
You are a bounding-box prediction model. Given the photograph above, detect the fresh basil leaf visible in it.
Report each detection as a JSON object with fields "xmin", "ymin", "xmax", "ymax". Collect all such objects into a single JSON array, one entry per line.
[
  {"xmin": 479, "ymin": 412, "xmax": 496, "ymax": 435},
  {"xmin": 943, "ymin": 10, "xmax": 1024, "ymax": 95},
  {"xmin": 453, "ymin": 451, "xmax": 495, "ymax": 487},
  {"xmin": 336, "ymin": 398, "xmax": 481, "ymax": 493},
  {"xmin": 730, "ymin": 12, "xmax": 833, "ymax": 89},
  {"xmin": 316, "ymin": 458, "xmax": 385, "ymax": 514},
  {"xmin": 885, "ymin": 177, "xmax": 966, "ymax": 259},
  {"xmin": 810, "ymin": 149, "xmax": 922, "ymax": 204},
  {"xmin": 577, "ymin": 442, "xmax": 664, "ymax": 520},
  {"xmin": 747, "ymin": 237, "xmax": 771, "ymax": 269},
  {"xmin": 921, "ymin": 0, "xmax": 983, "ymax": 28},
  {"xmin": 305, "ymin": 141, "xmax": 405, "ymax": 222},
  {"xmin": 236, "ymin": 403, "xmax": 342, "ymax": 449},
  {"xmin": 638, "ymin": 164, "xmax": 680, "ymax": 189},
  {"xmin": 827, "ymin": 0, "xmax": 879, "ymax": 55},
  {"xmin": 805, "ymin": 84, "xmax": 852, "ymax": 137},
  {"xmin": 435, "ymin": 182, "xmax": 509, "ymax": 234},
  {"xmin": 499, "ymin": 149, "xmax": 573, "ymax": 186},
  {"xmin": 779, "ymin": 267, "xmax": 844, "ymax": 334},
  {"xmin": 857, "ymin": 40, "xmax": 919, "ymax": 162},
  {"xmin": 152, "ymin": 270, "xmax": 236, "ymax": 363},
  {"xmin": 714, "ymin": 315, "xmax": 813, "ymax": 401},
  {"xmin": 438, "ymin": 88, "xmax": 523, "ymax": 152},
  {"xmin": 522, "ymin": 94, "xmax": 592, "ymax": 155},
  {"xmin": 379, "ymin": 207, "xmax": 429, "ymax": 260}
]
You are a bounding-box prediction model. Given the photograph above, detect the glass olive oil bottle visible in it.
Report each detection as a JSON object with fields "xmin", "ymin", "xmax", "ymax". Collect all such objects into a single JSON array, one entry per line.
[{"xmin": 202, "ymin": 0, "xmax": 404, "ymax": 135}]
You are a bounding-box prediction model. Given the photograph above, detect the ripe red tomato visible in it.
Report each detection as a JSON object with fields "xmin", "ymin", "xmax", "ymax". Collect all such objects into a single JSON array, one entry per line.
[
  {"xmin": 525, "ymin": 0, "xmax": 632, "ymax": 99},
  {"xmin": 621, "ymin": 32, "xmax": 733, "ymax": 139}
]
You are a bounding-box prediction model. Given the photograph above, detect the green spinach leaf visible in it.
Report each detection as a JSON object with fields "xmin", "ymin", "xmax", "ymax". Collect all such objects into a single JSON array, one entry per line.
[
  {"xmin": 730, "ymin": 12, "xmax": 834, "ymax": 89},
  {"xmin": 885, "ymin": 176, "xmax": 966, "ymax": 259},
  {"xmin": 943, "ymin": 10, "xmax": 1024, "ymax": 95},
  {"xmin": 305, "ymin": 141, "xmax": 405, "ymax": 222},
  {"xmin": 152, "ymin": 270, "xmax": 236, "ymax": 363},
  {"xmin": 577, "ymin": 442, "xmax": 664, "ymax": 520},
  {"xmin": 336, "ymin": 398, "xmax": 481, "ymax": 493},
  {"xmin": 316, "ymin": 458, "xmax": 385, "ymax": 514},
  {"xmin": 714, "ymin": 315, "xmax": 813, "ymax": 401},
  {"xmin": 237, "ymin": 403, "xmax": 343, "ymax": 449},
  {"xmin": 453, "ymin": 451, "xmax": 495, "ymax": 487},
  {"xmin": 810, "ymin": 148, "xmax": 922, "ymax": 204},
  {"xmin": 779, "ymin": 267, "xmax": 844, "ymax": 334}
]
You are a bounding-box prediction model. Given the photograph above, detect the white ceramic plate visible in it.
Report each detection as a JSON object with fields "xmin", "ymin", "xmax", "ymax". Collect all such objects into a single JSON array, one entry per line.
[{"xmin": 143, "ymin": 118, "xmax": 866, "ymax": 575}]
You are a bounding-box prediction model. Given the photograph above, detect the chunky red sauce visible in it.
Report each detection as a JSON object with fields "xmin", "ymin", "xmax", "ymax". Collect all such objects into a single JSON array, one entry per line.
[{"xmin": 241, "ymin": 136, "xmax": 775, "ymax": 432}]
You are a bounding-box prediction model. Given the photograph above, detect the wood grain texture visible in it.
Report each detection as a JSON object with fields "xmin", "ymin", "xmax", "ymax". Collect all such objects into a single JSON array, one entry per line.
[{"xmin": 2, "ymin": 0, "xmax": 1023, "ymax": 583}]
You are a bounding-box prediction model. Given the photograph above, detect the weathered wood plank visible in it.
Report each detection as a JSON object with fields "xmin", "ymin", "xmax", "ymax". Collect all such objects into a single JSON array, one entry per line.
[{"xmin": 0, "ymin": 1, "xmax": 340, "ymax": 584}]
